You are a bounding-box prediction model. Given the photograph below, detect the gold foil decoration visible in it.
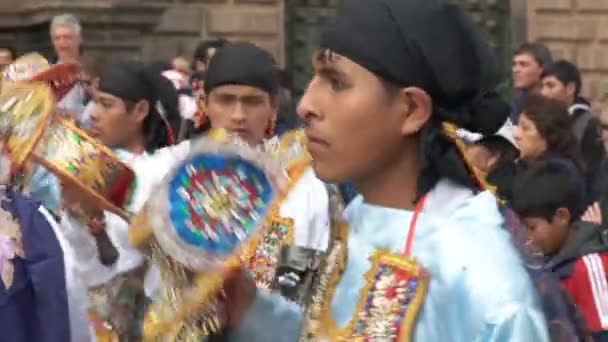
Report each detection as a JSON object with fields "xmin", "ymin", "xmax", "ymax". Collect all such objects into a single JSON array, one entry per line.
[{"xmin": 0, "ymin": 82, "xmax": 54, "ymax": 169}]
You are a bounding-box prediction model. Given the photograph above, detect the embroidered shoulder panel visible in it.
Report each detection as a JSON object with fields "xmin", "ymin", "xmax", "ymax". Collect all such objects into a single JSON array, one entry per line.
[
  {"xmin": 315, "ymin": 250, "xmax": 429, "ymax": 342},
  {"xmin": 244, "ymin": 214, "xmax": 294, "ymax": 289}
]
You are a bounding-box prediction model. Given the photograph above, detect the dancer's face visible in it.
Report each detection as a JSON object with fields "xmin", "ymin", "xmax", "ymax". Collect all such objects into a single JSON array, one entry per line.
[
  {"xmin": 89, "ymin": 91, "xmax": 149, "ymax": 150},
  {"xmin": 297, "ymin": 51, "xmax": 431, "ymax": 183},
  {"xmin": 206, "ymin": 84, "xmax": 277, "ymax": 145}
]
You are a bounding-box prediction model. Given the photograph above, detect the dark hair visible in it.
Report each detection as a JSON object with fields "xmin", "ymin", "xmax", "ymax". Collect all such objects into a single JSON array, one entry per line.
[
  {"xmin": 316, "ymin": 49, "xmax": 509, "ymax": 198},
  {"xmin": 193, "ymin": 39, "xmax": 228, "ymax": 64},
  {"xmin": 514, "ymin": 42, "xmax": 553, "ymax": 67},
  {"xmin": 277, "ymin": 69, "xmax": 292, "ymax": 90},
  {"xmin": 81, "ymin": 53, "xmax": 108, "ymax": 78},
  {"xmin": 123, "ymin": 77, "xmax": 180, "ymax": 153},
  {"xmin": 476, "ymin": 135, "xmax": 520, "ymax": 168},
  {"xmin": 416, "ymin": 95, "xmax": 510, "ymax": 199},
  {"xmin": 512, "ymin": 158, "xmax": 586, "ymax": 222},
  {"xmin": 521, "ymin": 94, "xmax": 585, "ymax": 170},
  {"xmin": 149, "ymin": 60, "xmax": 172, "ymax": 74},
  {"xmin": 541, "ymin": 60, "xmax": 582, "ymax": 97},
  {"xmin": 100, "ymin": 61, "xmax": 181, "ymax": 152}
]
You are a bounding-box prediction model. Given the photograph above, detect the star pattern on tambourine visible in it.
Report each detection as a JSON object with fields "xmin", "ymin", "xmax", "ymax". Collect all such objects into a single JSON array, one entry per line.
[
  {"xmin": 178, "ymin": 167, "xmax": 260, "ymax": 243},
  {"xmin": 169, "ymin": 155, "xmax": 273, "ymax": 257}
]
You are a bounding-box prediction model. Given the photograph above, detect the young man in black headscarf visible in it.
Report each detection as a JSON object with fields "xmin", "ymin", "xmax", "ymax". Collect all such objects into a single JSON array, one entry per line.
[{"xmin": 220, "ymin": 0, "xmax": 554, "ymax": 341}]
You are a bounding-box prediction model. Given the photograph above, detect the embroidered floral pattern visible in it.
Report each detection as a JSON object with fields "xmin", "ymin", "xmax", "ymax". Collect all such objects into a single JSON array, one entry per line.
[
  {"xmin": 346, "ymin": 251, "xmax": 428, "ymax": 342},
  {"xmin": 0, "ymin": 207, "xmax": 23, "ymax": 289},
  {"xmin": 353, "ymin": 262, "xmax": 422, "ymax": 340},
  {"xmin": 245, "ymin": 218, "xmax": 294, "ymax": 289},
  {"xmin": 307, "ymin": 250, "xmax": 428, "ymax": 342}
]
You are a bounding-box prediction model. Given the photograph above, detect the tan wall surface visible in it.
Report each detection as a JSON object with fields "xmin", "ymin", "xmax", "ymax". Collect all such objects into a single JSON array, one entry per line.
[
  {"xmin": 0, "ymin": 0, "xmax": 285, "ymax": 66},
  {"xmin": 527, "ymin": 0, "xmax": 608, "ymax": 115}
]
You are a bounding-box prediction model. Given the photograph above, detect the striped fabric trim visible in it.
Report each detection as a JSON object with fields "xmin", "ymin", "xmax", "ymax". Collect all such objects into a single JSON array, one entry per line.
[{"xmin": 582, "ymin": 254, "xmax": 608, "ymax": 329}]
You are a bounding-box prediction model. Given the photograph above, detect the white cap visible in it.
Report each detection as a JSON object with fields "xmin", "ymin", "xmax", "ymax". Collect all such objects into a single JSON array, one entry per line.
[
  {"xmin": 456, "ymin": 119, "xmax": 518, "ymax": 150},
  {"xmin": 494, "ymin": 119, "xmax": 518, "ymax": 149}
]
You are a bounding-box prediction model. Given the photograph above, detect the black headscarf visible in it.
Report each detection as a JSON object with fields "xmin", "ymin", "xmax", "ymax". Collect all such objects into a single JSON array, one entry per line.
[
  {"xmin": 321, "ymin": 0, "xmax": 510, "ymax": 196},
  {"xmin": 321, "ymin": 0, "xmax": 506, "ymax": 135},
  {"xmin": 98, "ymin": 60, "xmax": 180, "ymax": 152},
  {"xmin": 204, "ymin": 42, "xmax": 278, "ymax": 96}
]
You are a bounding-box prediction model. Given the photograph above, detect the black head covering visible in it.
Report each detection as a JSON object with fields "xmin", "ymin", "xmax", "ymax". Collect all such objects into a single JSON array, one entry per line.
[
  {"xmin": 98, "ymin": 60, "xmax": 180, "ymax": 150},
  {"xmin": 321, "ymin": 0, "xmax": 507, "ymax": 135},
  {"xmin": 320, "ymin": 0, "xmax": 511, "ymax": 196},
  {"xmin": 204, "ymin": 42, "xmax": 278, "ymax": 96}
]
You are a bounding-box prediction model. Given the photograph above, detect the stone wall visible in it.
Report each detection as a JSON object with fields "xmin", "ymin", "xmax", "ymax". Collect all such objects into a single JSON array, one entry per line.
[
  {"xmin": 0, "ymin": 0, "xmax": 285, "ymax": 65},
  {"xmin": 525, "ymin": 0, "xmax": 608, "ymax": 112},
  {"xmin": 147, "ymin": 0, "xmax": 284, "ymax": 65}
]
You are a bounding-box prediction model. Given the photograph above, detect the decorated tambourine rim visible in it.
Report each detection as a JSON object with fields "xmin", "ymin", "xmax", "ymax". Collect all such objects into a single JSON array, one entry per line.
[
  {"xmin": 31, "ymin": 116, "xmax": 136, "ymax": 220},
  {"xmin": 2, "ymin": 53, "xmax": 79, "ymax": 85},
  {"xmin": 0, "ymin": 82, "xmax": 54, "ymax": 169},
  {"xmin": 1, "ymin": 53, "xmax": 50, "ymax": 83},
  {"xmin": 146, "ymin": 136, "xmax": 280, "ymax": 272},
  {"xmin": 269, "ymin": 129, "xmax": 312, "ymax": 171}
]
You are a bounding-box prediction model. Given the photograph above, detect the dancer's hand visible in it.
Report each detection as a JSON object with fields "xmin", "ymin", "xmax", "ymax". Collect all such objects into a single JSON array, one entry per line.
[
  {"xmin": 61, "ymin": 181, "xmax": 103, "ymax": 227},
  {"xmin": 582, "ymin": 202, "xmax": 602, "ymax": 225},
  {"xmin": 222, "ymin": 267, "xmax": 257, "ymax": 328}
]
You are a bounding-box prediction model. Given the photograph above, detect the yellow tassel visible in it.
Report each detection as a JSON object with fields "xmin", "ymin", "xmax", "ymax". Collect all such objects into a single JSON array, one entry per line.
[{"xmin": 440, "ymin": 122, "xmax": 498, "ymax": 197}]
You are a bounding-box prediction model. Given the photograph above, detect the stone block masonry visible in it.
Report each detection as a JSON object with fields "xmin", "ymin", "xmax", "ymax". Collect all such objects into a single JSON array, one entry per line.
[
  {"xmin": 527, "ymin": 0, "xmax": 608, "ymax": 119},
  {"xmin": 0, "ymin": 0, "xmax": 285, "ymax": 66}
]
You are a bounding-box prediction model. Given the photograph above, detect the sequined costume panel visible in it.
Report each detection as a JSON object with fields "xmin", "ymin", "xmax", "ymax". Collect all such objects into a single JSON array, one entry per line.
[
  {"xmin": 231, "ymin": 181, "xmax": 550, "ymax": 342},
  {"xmin": 245, "ymin": 167, "xmax": 330, "ymax": 289}
]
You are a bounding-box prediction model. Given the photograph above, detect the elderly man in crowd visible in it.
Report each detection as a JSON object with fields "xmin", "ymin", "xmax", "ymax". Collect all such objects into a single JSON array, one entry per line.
[{"xmin": 50, "ymin": 13, "xmax": 87, "ymax": 121}]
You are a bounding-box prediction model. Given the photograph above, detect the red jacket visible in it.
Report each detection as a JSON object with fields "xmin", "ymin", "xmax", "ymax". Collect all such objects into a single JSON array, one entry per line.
[
  {"xmin": 549, "ymin": 222, "xmax": 608, "ymax": 332},
  {"xmin": 561, "ymin": 252, "xmax": 608, "ymax": 332}
]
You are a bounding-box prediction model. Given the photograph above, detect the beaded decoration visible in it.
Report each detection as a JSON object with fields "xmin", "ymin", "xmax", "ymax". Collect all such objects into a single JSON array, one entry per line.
[
  {"xmin": 347, "ymin": 251, "xmax": 428, "ymax": 341},
  {"xmin": 135, "ymin": 135, "xmax": 279, "ymax": 340},
  {"xmin": 304, "ymin": 249, "xmax": 429, "ymax": 342},
  {"xmin": 244, "ymin": 215, "xmax": 294, "ymax": 289},
  {"xmin": 167, "ymin": 154, "xmax": 272, "ymax": 258},
  {"xmin": 300, "ymin": 220, "xmax": 348, "ymax": 341},
  {"xmin": 32, "ymin": 116, "xmax": 135, "ymax": 219},
  {"xmin": 0, "ymin": 82, "xmax": 54, "ymax": 170},
  {"xmin": 242, "ymin": 164, "xmax": 309, "ymax": 289}
]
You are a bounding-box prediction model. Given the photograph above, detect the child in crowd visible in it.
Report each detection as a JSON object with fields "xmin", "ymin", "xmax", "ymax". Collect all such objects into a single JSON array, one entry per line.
[{"xmin": 512, "ymin": 158, "xmax": 608, "ymax": 338}]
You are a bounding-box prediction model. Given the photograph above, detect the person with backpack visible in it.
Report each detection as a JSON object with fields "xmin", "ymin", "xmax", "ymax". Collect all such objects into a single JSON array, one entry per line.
[{"xmin": 540, "ymin": 60, "xmax": 605, "ymax": 201}]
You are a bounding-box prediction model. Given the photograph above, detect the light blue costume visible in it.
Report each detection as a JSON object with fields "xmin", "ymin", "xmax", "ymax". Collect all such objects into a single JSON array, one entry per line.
[{"xmin": 230, "ymin": 181, "xmax": 550, "ymax": 341}]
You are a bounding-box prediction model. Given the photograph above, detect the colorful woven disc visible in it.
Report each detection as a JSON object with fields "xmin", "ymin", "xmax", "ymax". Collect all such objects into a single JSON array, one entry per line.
[{"xmin": 168, "ymin": 153, "xmax": 273, "ymax": 257}]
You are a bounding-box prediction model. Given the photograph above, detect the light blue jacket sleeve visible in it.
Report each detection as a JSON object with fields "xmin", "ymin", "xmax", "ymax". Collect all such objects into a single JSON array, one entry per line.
[
  {"xmin": 228, "ymin": 291, "xmax": 302, "ymax": 342},
  {"xmin": 474, "ymin": 303, "xmax": 549, "ymax": 342},
  {"xmin": 28, "ymin": 165, "xmax": 61, "ymax": 214}
]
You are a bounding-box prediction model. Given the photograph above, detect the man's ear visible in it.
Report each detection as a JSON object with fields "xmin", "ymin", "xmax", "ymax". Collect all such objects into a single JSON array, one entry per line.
[
  {"xmin": 565, "ymin": 82, "xmax": 577, "ymax": 99},
  {"xmin": 554, "ymin": 207, "xmax": 572, "ymax": 227},
  {"xmin": 396, "ymin": 87, "xmax": 432, "ymax": 136},
  {"xmin": 132, "ymin": 99, "xmax": 150, "ymax": 124}
]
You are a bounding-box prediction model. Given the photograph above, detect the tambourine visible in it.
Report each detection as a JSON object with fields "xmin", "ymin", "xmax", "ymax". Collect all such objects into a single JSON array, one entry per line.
[
  {"xmin": 31, "ymin": 116, "xmax": 135, "ymax": 219},
  {"xmin": 0, "ymin": 82, "xmax": 134, "ymax": 265},
  {"xmin": 2, "ymin": 53, "xmax": 80, "ymax": 102},
  {"xmin": 0, "ymin": 82, "xmax": 54, "ymax": 170},
  {"xmin": 128, "ymin": 134, "xmax": 279, "ymax": 340}
]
